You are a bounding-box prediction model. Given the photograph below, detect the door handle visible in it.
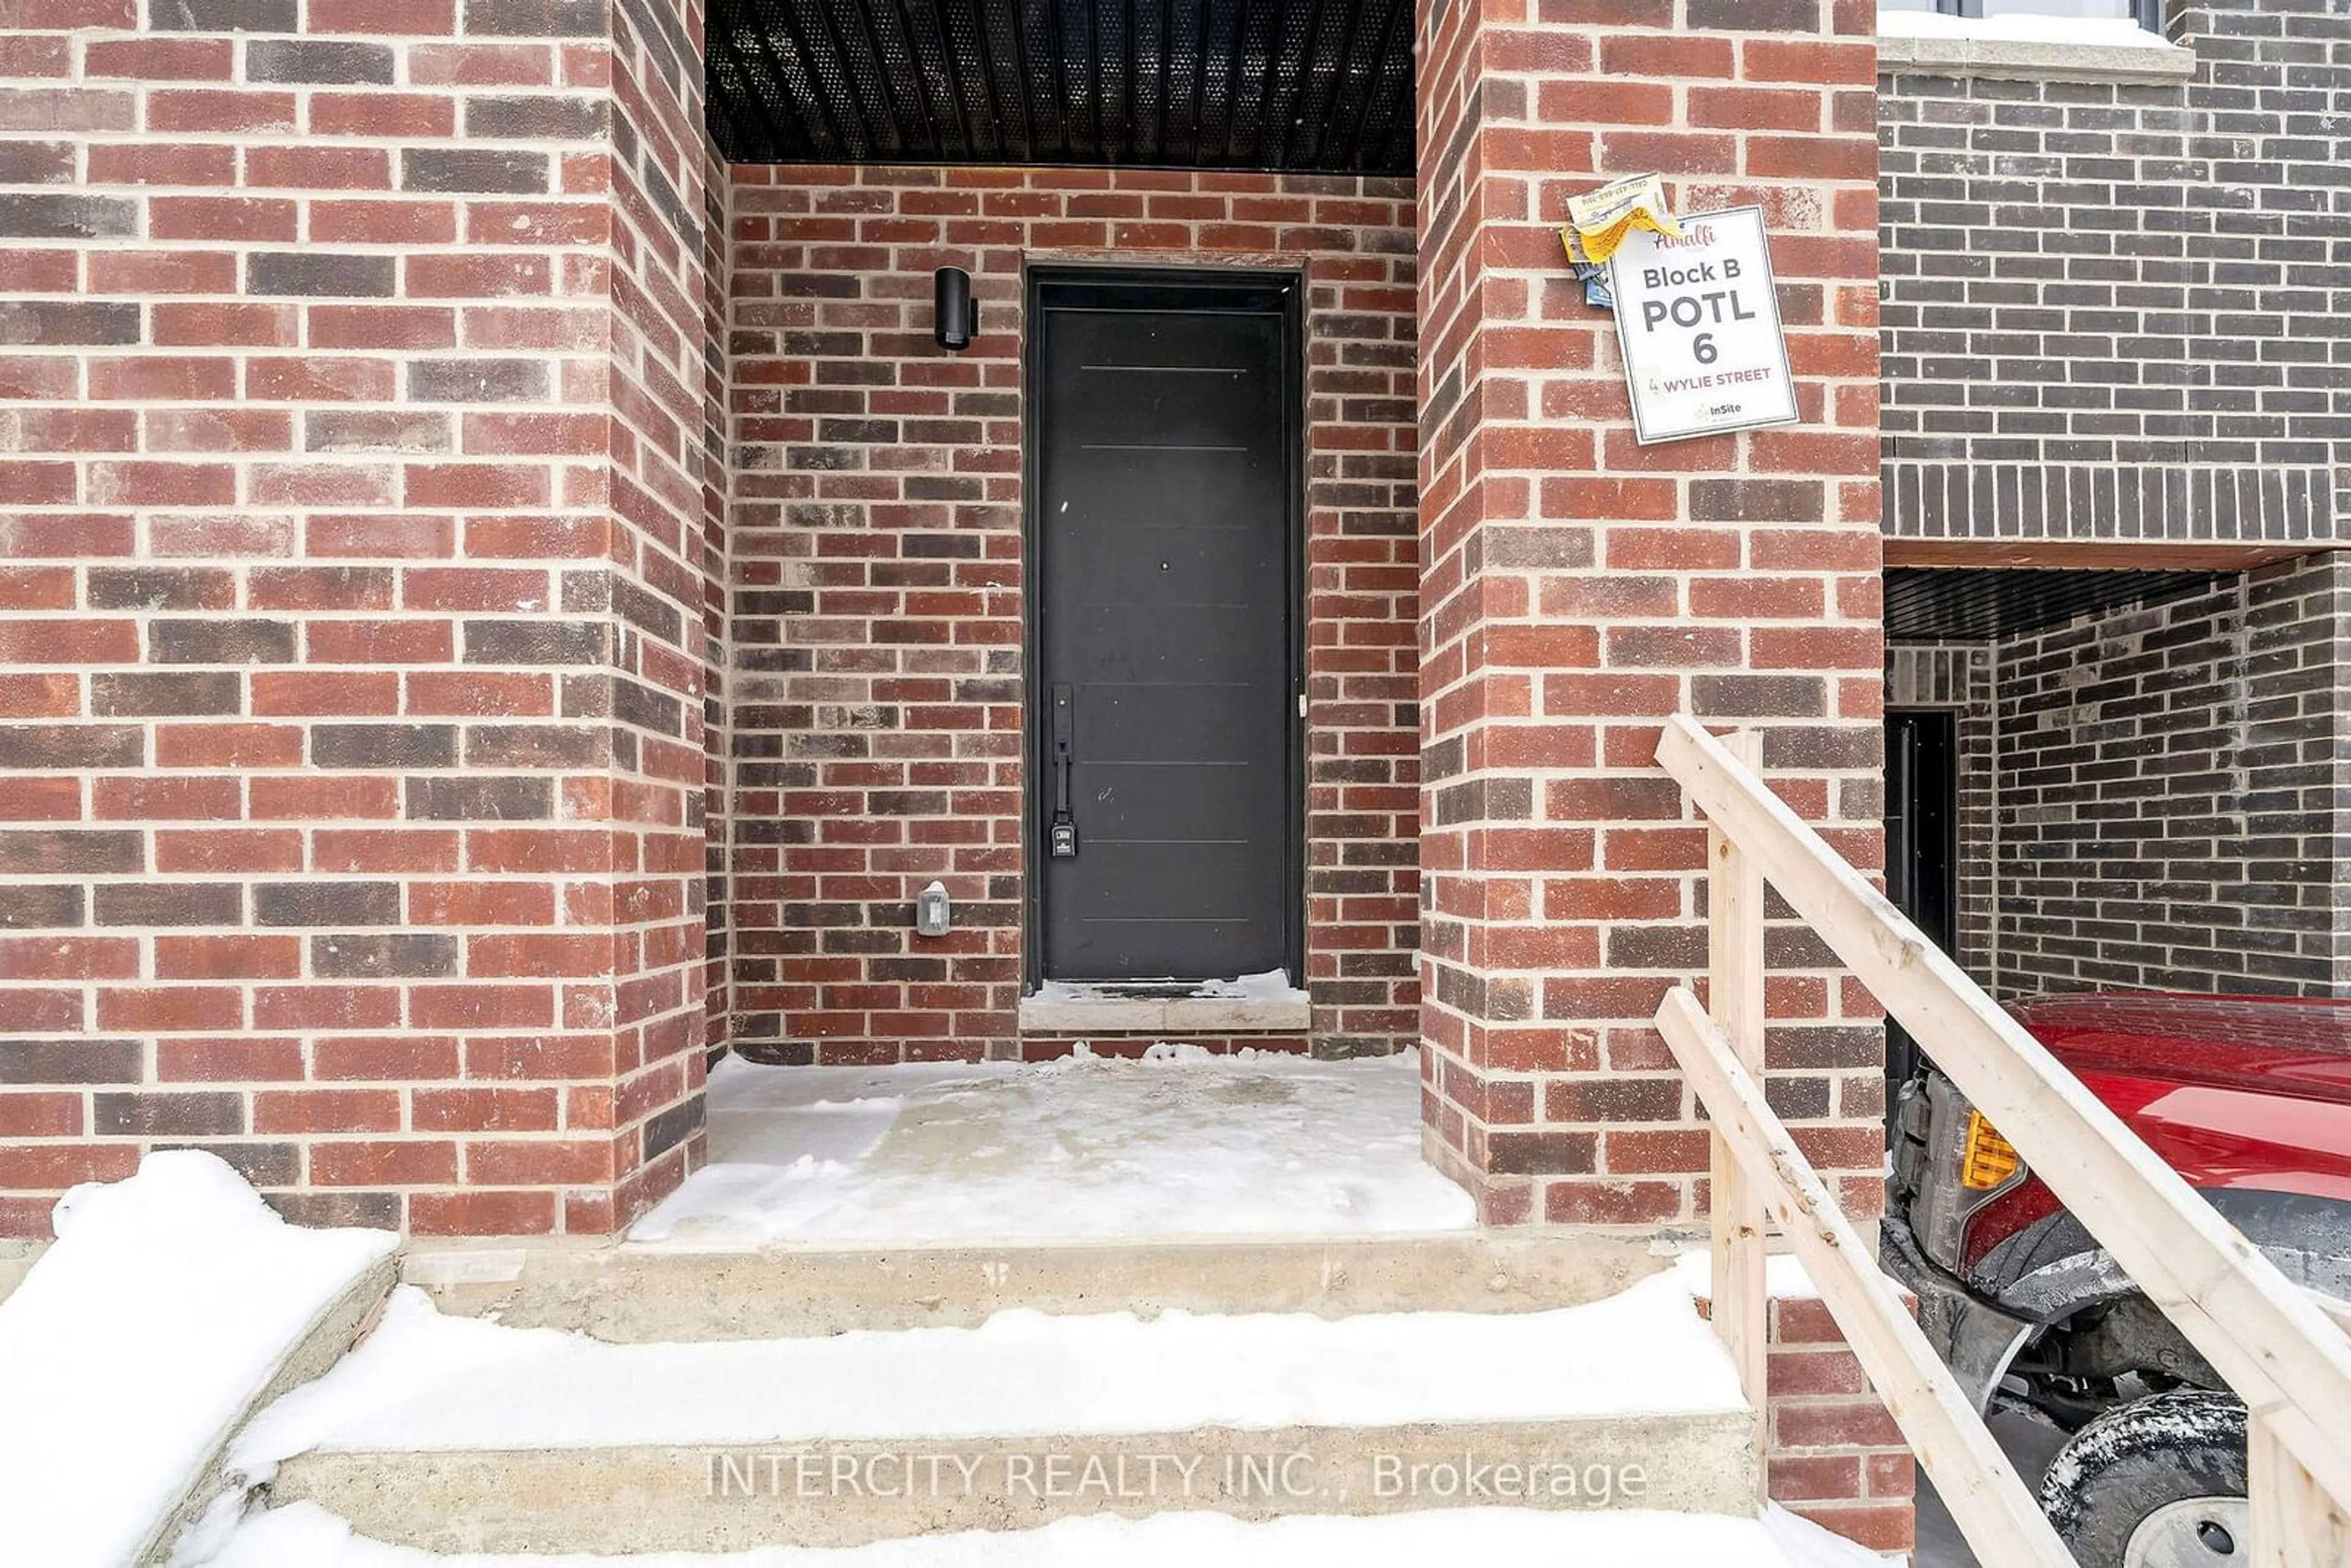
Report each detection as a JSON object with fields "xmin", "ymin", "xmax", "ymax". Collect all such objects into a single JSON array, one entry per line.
[{"xmin": 1049, "ymin": 683, "xmax": 1078, "ymax": 858}]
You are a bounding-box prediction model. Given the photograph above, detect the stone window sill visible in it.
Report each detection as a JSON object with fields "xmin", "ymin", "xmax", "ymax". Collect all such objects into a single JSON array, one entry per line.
[
  {"xmin": 1017, "ymin": 991, "xmax": 1313, "ymax": 1035},
  {"xmin": 1879, "ymin": 30, "xmax": 2195, "ymax": 88}
]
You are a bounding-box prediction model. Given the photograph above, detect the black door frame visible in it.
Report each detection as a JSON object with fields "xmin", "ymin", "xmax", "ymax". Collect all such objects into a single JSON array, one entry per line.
[
  {"xmin": 1884, "ymin": 707, "xmax": 1960, "ymax": 1113},
  {"xmin": 1020, "ymin": 264, "xmax": 1307, "ymax": 990},
  {"xmin": 1884, "ymin": 708, "xmax": 1959, "ymax": 946}
]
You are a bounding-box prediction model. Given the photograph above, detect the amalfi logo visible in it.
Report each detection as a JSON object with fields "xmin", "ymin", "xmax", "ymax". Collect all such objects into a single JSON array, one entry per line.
[{"xmin": 1655, "ymin": 224, "xmax": 1719, "ymax": 251}]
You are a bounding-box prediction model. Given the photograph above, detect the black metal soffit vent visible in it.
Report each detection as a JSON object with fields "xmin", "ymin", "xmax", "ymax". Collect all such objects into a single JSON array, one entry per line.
[
  {"xmin": 706, "ymin": 0, "xmax": 1417, "ymax": 174},
  {"xmin": 1884, "ymin": 566, "xmax": 2224, "ymax": 642}
]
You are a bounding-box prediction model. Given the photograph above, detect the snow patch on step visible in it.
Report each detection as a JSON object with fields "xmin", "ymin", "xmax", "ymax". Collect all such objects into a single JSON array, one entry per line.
[
  {"xmin": 198, "ymin": 1498, "xmax": 1896, "ymax": 1568},
  {"xmin": 1030, "ymin": 967, "xmax": 1307, "ymax": 1006},
  {"xmin": 628, "ymin": 1049, "xmax": 1475, "ymax": 1250},
  {"xmin": 233, "ymin": 1270, "xmax": 1745, "ymax": 1463},
  {"xmin": 1667, "ymin": 1248, "xmax": 1823, "ymax": 1300},
  {"xmin": 0, "ymin": 1152, "xmax": 396, "ymax": 1568}
]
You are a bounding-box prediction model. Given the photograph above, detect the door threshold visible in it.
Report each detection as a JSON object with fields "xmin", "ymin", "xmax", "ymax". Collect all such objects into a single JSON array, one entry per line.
[{"xmin": 1019, "ymin": 978, "xmax": 1311, "ymax": 1035}]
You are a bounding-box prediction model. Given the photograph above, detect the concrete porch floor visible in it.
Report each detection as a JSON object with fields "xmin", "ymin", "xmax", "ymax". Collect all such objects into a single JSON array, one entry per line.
[{"xmin": 626, "ymin": 1048, "xmax": 1479, "ymax": 1251}]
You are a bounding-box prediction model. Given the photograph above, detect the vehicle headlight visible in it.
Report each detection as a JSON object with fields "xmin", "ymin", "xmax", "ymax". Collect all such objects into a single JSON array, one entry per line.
[
  {"xmin": 1914, "ymin": 1075, "xmax": 2028, "ymax": 1272},
  {"xmin": 1960, "ymin": 1109, "xmax": 2021, "ymax": 1190}
]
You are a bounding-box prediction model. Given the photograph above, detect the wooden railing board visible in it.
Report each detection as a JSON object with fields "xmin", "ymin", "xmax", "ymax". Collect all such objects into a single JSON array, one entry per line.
[
  {"xmin": 1707, "ymin": 728, "xmax": 1769, "ymax": 1501},
  {"xmin": 1653, "ymin": 715, "xmax": 2351, "ymax": 1568},
  {"xmin": 1659, "ymin": 988, "xmax": 2075, "ymax": 1567},
  {"xmin": 2249, "ymin": 1416, "xmax": 2350, "ymax": 1568},
  {"xmin": 1654, "ymin": 713, "xmax": 2351, "ymax": 1512}
]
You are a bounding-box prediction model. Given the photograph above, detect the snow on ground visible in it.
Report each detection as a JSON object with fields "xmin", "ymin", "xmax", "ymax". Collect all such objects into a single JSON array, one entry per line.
[
  {"xmin": 628, "ymin": 1048, "xmax": 1475, "ymax": 1248},
  {"xmin": 1028, "ymin": 967, "xmax": 1310, "ymax": 1006},
  {"xmin": 232, "ymin": 1270, "xmax": 1744, "ymax": 1463},
  {"xmin": 1668, "ymin": 1248, "xmax": 1824, "ymax": 1300},
  {"xmin": 0, "ymin": 1152, "xmax": 395, "ymax": 1568},
  {"xmin": 200, "ymin": 1498, "xmax": 1893, "ymax": 1568},
  {"xmin": 1876, "ymin": 9, "xmax": 2182, "ymax": 51}
]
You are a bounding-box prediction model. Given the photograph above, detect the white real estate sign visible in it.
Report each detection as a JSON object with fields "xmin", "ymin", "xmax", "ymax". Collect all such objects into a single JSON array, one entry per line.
[{"xmin": 1607, "ymin": 206, "xmax": 1798, "ymax": 445}]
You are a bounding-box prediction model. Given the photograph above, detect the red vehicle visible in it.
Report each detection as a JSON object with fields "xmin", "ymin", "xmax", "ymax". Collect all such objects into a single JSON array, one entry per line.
[{"xmin": 1883, "ymin": 991, "xmax": 2351, "ymax": 1568}]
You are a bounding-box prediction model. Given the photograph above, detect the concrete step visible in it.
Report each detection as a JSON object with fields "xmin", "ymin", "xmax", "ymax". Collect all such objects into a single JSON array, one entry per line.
[
  {"xmin": 402, "ymin": 1229, "xmax": 1672, "ymax": 1341},
  {"xmin": 241, "ymin": 1271, "xmax": 1760, "ymax": 1554},
  {"xmin": 268, "ymin": 1414, "xmax": 1755, "ymax": 1554},
  {"xmin": 217, "ymin": 1495, "xmax": 1889, "ymax": 1567}
]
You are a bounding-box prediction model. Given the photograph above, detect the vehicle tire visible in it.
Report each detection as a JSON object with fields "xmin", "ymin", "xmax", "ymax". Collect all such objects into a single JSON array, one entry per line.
[{"xmin": 2040, "ymin": 1389, "xmax": 2248, "ymax": 1568}]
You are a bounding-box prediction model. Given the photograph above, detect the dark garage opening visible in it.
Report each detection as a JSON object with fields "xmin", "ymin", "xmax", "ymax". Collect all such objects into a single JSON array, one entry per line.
[{"xmin": 1885, "ymin": 557, "xmax": 2351, "ymax": 1003}]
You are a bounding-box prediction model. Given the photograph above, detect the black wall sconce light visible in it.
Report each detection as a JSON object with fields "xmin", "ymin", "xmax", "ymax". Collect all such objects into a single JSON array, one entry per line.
[{"xmin": 934, "ymin": 266, "xmax": 977, "ymax": 351}]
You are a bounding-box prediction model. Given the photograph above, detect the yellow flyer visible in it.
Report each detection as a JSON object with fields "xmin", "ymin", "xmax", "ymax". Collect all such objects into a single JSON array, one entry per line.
[{"xmin": 1561, "ymin": 173, "xmax": 1683, "ymax": 266}]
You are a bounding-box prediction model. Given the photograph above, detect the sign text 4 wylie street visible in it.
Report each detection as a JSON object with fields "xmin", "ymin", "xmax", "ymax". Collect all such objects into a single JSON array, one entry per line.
[{"xmin": 1607, "ymin": 206, "xmax": 1799, "ymax": 446}]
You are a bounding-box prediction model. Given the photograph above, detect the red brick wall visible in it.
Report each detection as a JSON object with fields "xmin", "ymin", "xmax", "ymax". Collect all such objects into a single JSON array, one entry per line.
[
  {"xmin": 597, "ymin": 0, "xmax": 718, "ymax": 1224},
  {"xmin": 1414, "ymin": 0, "xmax": 1887, "ymax": 1225},
  {"xmin": 699, "ymin": 133, "xmax": 733, "ymax": 1068},
  {"xmin": 723, "ymin": 166, "xmax": 1420, "ymax": 1063},
  {"xmin": 0, "ymin": 0, "xmax": 714, "ymax": 1237},
  {"xmin": 1693, "ymin": 1282, "xmax": 1913, "ymax": 1551},
  {"xmin": 1412, "ymin": 0, "xmax": 1897, "ymax": 1534},
  {"xmin": 1769, "ymin": 1294, "xmax": 1914, "ymax": 1553}
]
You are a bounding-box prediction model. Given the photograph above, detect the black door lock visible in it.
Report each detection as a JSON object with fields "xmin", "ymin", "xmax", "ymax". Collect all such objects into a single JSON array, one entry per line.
[{"xmin": 1050, "ymin": 683, "xmax": 1079, "ymax": 858}]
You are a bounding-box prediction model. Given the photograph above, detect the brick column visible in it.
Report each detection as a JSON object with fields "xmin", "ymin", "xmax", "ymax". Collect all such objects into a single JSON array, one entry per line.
[
  {"xmin": 1414, "ymin": 0, "xmax": 1892, "ymax": 1540},
  {"xmin": 1415, "ymin": 2, "xmax": 1884, "ymax": 1228},
  {"xmin": 0, "ymin": 0, "xmax": 715, "ymax": 1235}
]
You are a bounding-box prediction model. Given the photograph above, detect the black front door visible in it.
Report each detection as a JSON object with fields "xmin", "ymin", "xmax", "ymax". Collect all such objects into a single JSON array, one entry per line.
[
  {"xmin": 1030, "ymin": 273, "xmax": 1299, "ymax": 984},
  {"xmin": 1885, "ymin": 709, "xmax": 1957, "ymax": 1114}
]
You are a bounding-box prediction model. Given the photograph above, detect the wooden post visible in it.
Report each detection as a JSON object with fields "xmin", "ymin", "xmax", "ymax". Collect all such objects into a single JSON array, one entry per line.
[
  {"xmin": 2249, "ymin": 1412, "xmax": 2351, "ymax": 1568},
  {"xmin": 1707, "ymin": 728, "xmax": 1769, "ymax": 1497}
]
